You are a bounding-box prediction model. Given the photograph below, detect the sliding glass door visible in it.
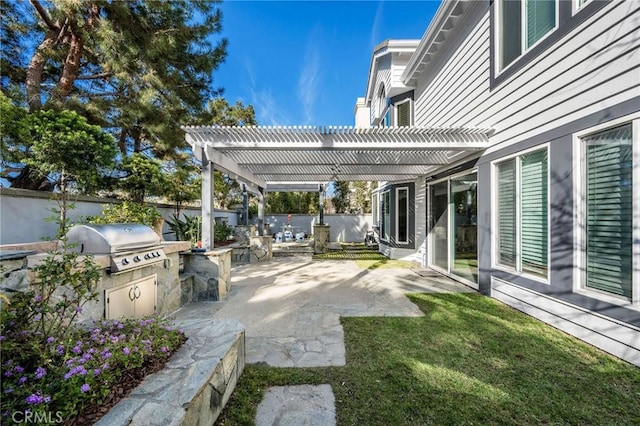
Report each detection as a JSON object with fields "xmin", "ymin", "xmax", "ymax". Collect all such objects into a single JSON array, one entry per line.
[
  {"xmin": 431, "ymin": 181, "xmax": 449, "ymax": 271},
  {"xmin": 429, "ymin": 172, "xmax": 478, "ymax": 285}
]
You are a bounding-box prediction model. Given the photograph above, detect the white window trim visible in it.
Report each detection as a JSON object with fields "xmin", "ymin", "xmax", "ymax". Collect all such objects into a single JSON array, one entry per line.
[
  {"xmin": 495, "ymin": 0, "xmax": 560, "ymax": 75},
  {"xmin": 395, "ymin": 186, "xmax": 409, "ymax": 244},
  {"xmin": 381, "ymin": 190, "xmax": 391, "ymax": 242},
  {"xmin": 572, "ymin": 113, "xmax": 640, "ymax": 308},
  {"xmin": 573, "ymin": 0, "xmax": 591, "ymax": 14},
  {"xmin": 372, "ymin": 192, "xmax": 379, "ymax": 230},
  {"xmin": 394, "ymin": 99, "xmax": 413, "ymax": 127},
  {"xmin": 491, "ymin": 144, "xmax": 551, "ymax": 283}
]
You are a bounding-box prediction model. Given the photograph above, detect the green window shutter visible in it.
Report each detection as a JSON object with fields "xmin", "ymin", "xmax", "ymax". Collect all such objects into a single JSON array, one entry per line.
[
  {"xmin": 501, "ymin": 0, "xmax": 522, "ymax": 69},
  {"xmin": 585, "ymin": 125, "xmax": 633, "ymax": 298},
  {"xmin": 397, "ymin": 102, "xmax": 410, "ymax": 127},
  {"xmin": 520, "ymin": 149, "xmax": 548, "ymax": 276},
  {"xmin": 526, "ymin": 0, "xmax": 555, "ymax": 48},
  {"xmin": 498, "ymin": 159, "xmax": 517, "ymax": 267}
]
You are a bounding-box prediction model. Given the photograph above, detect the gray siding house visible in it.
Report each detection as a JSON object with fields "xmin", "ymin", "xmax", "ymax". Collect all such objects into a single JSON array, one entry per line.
[
  {"xmin": 363, "ymin": 0, "xmax": 639, "ymax": 366},
  {"xmin": 184, "ymin": 0, "xmax": 638, "ymax": 367}
]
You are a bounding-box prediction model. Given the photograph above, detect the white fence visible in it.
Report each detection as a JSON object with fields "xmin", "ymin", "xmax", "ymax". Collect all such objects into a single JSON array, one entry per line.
[
  {"xmin": 0, "ymin": 188, "xmax": 372, "ymax": 244},
  {"xmin": 263, "ymin": 214, "xmax": 372, "ymax": 243}
]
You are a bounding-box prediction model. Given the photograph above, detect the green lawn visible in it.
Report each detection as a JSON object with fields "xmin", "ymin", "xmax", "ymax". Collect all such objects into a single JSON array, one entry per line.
[
  {"xmin": 216, "ymin": 293, "xmax": 640, "ymax": 425},
  {"xmin": 313, "ymin": 249, "xmax": 417, "ymax": 270}
]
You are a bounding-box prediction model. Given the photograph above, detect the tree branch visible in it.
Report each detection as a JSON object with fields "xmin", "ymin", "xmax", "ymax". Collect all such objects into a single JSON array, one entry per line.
[
  {"xmin": 30, "ymin": 0, "xmax": 59, "ymax": 31},
  {"xmin": 76, "ymin": 72, "xmax": 112, "ymax": 80}
]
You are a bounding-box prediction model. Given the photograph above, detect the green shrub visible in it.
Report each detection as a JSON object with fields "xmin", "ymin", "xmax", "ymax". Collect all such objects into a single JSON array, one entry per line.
[
  {"xmin": 214, "ymin": 221, "xmax": 234, "ymax": 243},
  {"xmin": 165, "ymin": 214, "xmax": 201, "ymax": 245},
  {"xmin": 87, "ymin": 201, "xmax": 163, "ymax": 230}
]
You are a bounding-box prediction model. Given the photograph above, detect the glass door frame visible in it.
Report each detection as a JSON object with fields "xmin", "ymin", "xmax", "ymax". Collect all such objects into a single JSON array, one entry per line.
[{"xmin": 427, "ymin": 169, "xmax": 479, "ymax": 289}]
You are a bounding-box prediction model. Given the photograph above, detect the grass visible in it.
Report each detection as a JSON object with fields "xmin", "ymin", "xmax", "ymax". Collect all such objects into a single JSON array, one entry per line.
[
  {"xmin": 216, "ymin": 293, "xmax": 640, "ymax": 425},
  {"xmin": 313, "ymin": 249, "xmax": 418, "ymax": 270}
]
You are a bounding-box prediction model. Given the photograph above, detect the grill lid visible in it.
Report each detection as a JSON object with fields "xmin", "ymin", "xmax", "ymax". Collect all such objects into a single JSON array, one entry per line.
[{"xmin": 66, "ymin": 223, "xmax": 161, "ymax": 254}]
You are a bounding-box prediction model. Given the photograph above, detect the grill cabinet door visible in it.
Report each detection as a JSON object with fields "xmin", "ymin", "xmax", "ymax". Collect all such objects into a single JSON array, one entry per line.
[{"xmin": 105, "ymin": 275, "xmax": 157, "ymax": 320}]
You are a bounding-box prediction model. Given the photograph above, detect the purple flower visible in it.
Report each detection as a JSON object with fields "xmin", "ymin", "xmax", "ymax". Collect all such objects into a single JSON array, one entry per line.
[
  {"xmin": 117, "ymin": 322, "xmax": 124, "ymax": 329},
  {"xmin": 46, "ymin": 336, "xmax": 55, "ymax": 344},
  {"xmin": 94, "ymin": 368, "xmax": 101, "ymax": 376},
  {"xmin": 56, "ymin": 345, "xmax": 65, "ymax": 355},
  {"xmin": 64, "ymin": 365, "xmax": 87, "ymax": 380},
  {"xmin": 34, "ymin": 294, "xmax": 42, "ymax": 302},
  {"xmin": 160, "ymin": 346, "xmax": 169, "ymax": 353},
  {"xmin": 18, "ymin": 376, "xmax": 27, "ymax": 385},
  {"xmin": 35, "ymin": 367, "xmax": 46, "ymax": 379},
  {"xmin": 72, "ymin": 345, "xmax": 82, "ymax": 354},
  {"xmin": 25, "ymin": 393, "xmax": 44, "ymax": 405},
  {"xmin": 0, "ymin": 336, "xmax": 5, "ymax": 342},
  {"xmin": 101, "ymin": 351, "xmax": 112, "ymax": 360},
  {"xmin": 44, "ymin": 396, "xmax": 51, "ymax": 403},
  {"xmin": 4, "ymin": 370, "xmax": 12, "ymax": 377},
  {"xmin": 33, "ymin": 314, "xmax": 41, "ymax": 321},
  {"xmin": 80, "ymin": 383, "xmax": 90, "ymax": 393},
  {"xmin": 4, "ymin": 388, "xmax": 13, "ymax": 394},
  {"xmin": 123, "ymin": 347, "xmax": 130, "ymax": 355},
  {"xmin": 75, "ymin": 305, "xmax": 82, "ymax": 313},
  {"xmin": 13, "ymin": 366, "xmax": 24, "ymax": 374}
]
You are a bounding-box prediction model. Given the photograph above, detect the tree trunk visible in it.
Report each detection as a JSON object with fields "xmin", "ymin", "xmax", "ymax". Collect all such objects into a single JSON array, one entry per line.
[
  {"xmin": 26, "ymin": 28, "xmax": 58, "ymax": 112},
  {"xmin": 49, "ymin": 29, "xmax": 83, "ymax": 106}
]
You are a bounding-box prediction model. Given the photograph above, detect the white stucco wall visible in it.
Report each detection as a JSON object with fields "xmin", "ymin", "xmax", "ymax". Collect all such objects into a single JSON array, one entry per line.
[{"xmin": 0, "ymin": 188, "xmax": 237, "ymax": 244}]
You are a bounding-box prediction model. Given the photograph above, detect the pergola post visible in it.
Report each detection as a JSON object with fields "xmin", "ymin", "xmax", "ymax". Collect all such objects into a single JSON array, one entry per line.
[
  {"xmin": 201, "ymin": 147, "xmax": 215, "ymax": 250},
  {"xmin": 257, "ymin": 187, "xmax": 265, "ymax": 236},
  {"xmin": 318, "ymin": 184, "xmax": 324, "ymax": 225}
]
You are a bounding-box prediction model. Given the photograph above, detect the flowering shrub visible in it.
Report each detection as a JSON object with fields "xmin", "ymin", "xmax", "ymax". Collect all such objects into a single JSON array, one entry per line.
[{"xmin": 0, "ymin": 241, "xmax": 185, "ymax": 422}]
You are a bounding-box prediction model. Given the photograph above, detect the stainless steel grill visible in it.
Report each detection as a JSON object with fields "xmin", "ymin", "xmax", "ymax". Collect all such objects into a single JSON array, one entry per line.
[{"xmin": 66, "ymin": 223, "xmax": 166, "ymax": 273}]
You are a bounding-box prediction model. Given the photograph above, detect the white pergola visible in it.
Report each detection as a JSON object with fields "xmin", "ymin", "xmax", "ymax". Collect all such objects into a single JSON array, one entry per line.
[{"xmin": 182, "ymin": 125, "xmax": 492, "ymax": 249}]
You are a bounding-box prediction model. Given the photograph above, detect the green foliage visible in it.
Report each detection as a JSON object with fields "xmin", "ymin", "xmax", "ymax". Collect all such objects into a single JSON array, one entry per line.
[
  {"xmin": 351, "ymin": 181, "xmax": 373, "ymax": 214},
  {"xmin": 331, "ymin": 181, "xmax": 351, "ymax": 213},
  {"xmin": 201, "ymin": 97, "xmax": 257, "ymax": 126},
  {"xmin": 165, "ymin": 214, "xmax": 201, "ymax": 245},
  {"xmin": 0, "ymin": 92, "xmax": 30, "ymax": 169},
  {"xmin": 161, "ymin": 156, "xmax": 201, "ymax": 214},
  {"xmin": 214, "ymin": 221, "xmax": 234, "ymax": 243},
  {"xmin": 118, "ymin": 153, "xmax": 166, "ymax": 203},
  {"xmin": 27, "ymin": 110, "xmax": 117, "ymax": 189},
  {"xmin": 265, "ymin": 192, "xmax": 319, "ymax": 214},
  {"xmin": 88, "ymin": 201, "xmax": 163, "ymax": 230}
]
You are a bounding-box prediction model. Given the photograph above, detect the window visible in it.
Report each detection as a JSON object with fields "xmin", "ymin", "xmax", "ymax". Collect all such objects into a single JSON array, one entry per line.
[
  {"xmin": 396, "ymin": 101, "xmax": 411, "ymax": 127},
  {"xmin": 396, "ymin": 187, "xmax": 409, "ymax": 243},
  {"xmin": 499, "ymin": 0, "xmax": 557, "ymax": 70},
  {"xmin": 582, "ymin": 125, "xmax": 633, "ymax": 299},
  {"xmin": 496, "ymin": 148, "xmax": 548, "ymax": 278},
  {"xmin": 382, "ymin": 191, "xmax": 390, "ymax": 241}
]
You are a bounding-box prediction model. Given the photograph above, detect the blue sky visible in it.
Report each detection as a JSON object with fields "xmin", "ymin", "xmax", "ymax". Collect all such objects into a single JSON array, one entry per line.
[{"xmin": 214, "ymin": 1, "xmax": 441, "ymax": 127}]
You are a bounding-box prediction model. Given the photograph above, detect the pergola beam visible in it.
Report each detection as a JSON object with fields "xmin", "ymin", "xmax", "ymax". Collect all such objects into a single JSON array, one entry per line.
[{"xmin": 203, "ymin": 145, "xmax": 267, "ymax": 188}]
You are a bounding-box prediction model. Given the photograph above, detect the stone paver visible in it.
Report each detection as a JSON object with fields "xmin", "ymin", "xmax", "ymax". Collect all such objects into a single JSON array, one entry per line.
[{"xmin": 255, "ymin": 385, "xmax": 336, "ymax": 426}]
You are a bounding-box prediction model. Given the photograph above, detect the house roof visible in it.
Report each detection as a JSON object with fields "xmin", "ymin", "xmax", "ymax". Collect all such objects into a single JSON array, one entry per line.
[
  {"xmin": 364, "ymin": 39, "xmax": 420, "ymax": 104},
  {"xmin": 401, "ymin": 0, "xmax": 472, "ymax": 86},
  {"xmin": 183, "ymin": 125, "xmax": 492, "ymax": 191}
]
